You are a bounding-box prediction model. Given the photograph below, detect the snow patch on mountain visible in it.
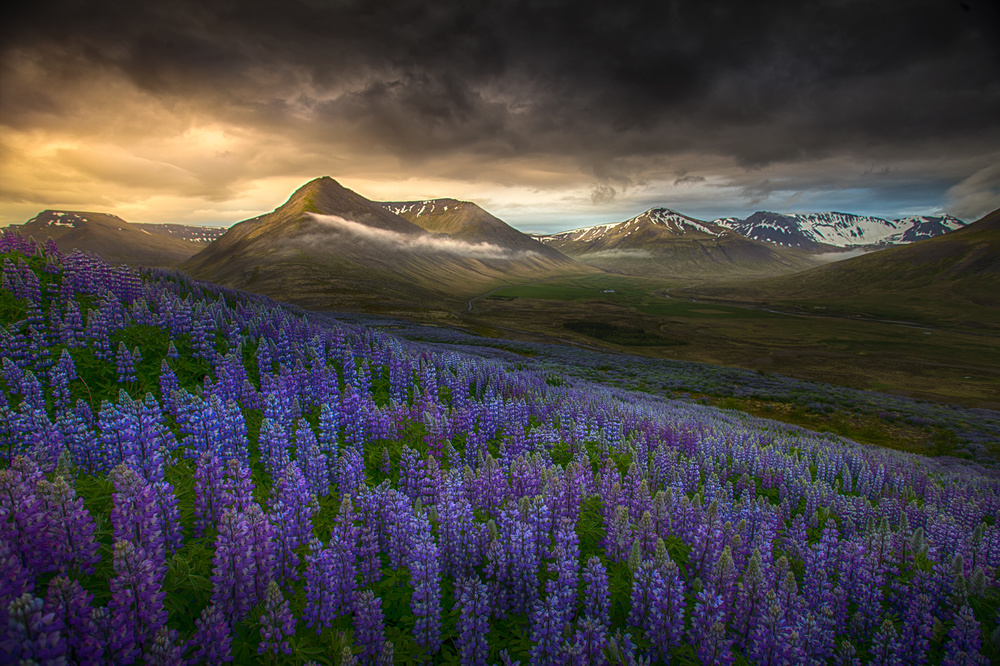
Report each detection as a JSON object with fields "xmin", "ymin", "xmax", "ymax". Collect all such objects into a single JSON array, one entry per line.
[
  {"xmin": 536, "ymin": 207, "xmax": 723, "ymax": 243},
  {"xmin": 712, "ymin": 211, "xmax": 966, "ymax": 249}
]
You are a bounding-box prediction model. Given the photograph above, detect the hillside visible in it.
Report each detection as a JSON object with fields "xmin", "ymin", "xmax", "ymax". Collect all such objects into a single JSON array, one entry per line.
[
  {"xmin": 384, "ymin": 199, "xmax": 572, "ymax": 263},
  {"xmin": 2, "ymin": 231, "xmax": 997, "ymax": 664},
  {"xmin": 8, "ymin": 210, "xmax": 213, "ymax": 267},
  {"xmin": 181, "ymin": 177, "xmax": 592, "ymax": 312},
  {"xmin": 689, "ymin": 208, "xmax": 1000, "ymax": 326},
  {"xmin": 537, "ymin": 207, "xmax": 817, "ymax": 278}
]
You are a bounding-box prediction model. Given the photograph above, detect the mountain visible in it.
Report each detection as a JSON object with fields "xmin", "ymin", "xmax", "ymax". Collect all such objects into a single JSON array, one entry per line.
[
  {"xmin": 8, "ymin": 210, "xmax": 218, "ymax": 267},
  {"xmin": 134, "ymin": 223, "xmax": 227, "ymax": 244},
  {"xmin": 690, "ymin": 208, "xmax": 1000, "ymax": 326},
  {"xmin": 535, "ymin": 207, "xmax": 816, "ymax": 278},
  {"xmin": 384, "ymin": 199, "xmax": 573, "ymax": 263},
  {"xmin": 180, "ymin": 177, "xmax": 591, "ymax": 311},
  {"xmin": 713, "ymin": 211, "xmax": 966, "ymax": 250}
]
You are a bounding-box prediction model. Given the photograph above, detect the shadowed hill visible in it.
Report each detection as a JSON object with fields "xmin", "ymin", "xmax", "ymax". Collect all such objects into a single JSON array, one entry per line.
[
  {"xmin": 688, "ymin": 208, "xmax": 1000, "ymax": 326},
  {"xmin": 181, "ymin": 177, "xmax": 594, "ymax": 312},
  {"xmin": 8, "ymin": 210, "xmax": 212, "ymax": 267},
  {"xmin": 384, "ymin": 199, "xmax": 573, "ymax": 264}
]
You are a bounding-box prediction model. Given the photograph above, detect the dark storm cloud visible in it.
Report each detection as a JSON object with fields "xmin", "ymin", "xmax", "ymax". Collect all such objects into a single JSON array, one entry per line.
[
  {"xmin": 1, "ymin": 0, "xmax": 999, "ymax": 223},
  {"xmin": 4, "ymin": 0, "xmax": 999, "ymax": 159}
]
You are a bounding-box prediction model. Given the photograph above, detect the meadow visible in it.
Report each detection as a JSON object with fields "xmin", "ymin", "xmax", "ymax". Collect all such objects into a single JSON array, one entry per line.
[
  {"xmin": 2, "ymin": 235, "xmax": 999, "ymax": 665},
  {"xmin": 467, "ymin": 274, "xmax": 1000, "ymax": 411}
]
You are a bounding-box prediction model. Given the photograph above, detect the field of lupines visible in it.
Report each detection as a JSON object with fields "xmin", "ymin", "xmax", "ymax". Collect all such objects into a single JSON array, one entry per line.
[
  {"xmin": 1, "ymin": 232, "xmax": 999, "ymax": 665},
  {"xmin": 331, "ymin": 313, "xmax": 1000, "ymax": 464}
]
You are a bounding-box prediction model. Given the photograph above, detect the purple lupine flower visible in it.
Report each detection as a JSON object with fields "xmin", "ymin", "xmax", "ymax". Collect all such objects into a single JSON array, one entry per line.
[
  {"xmin": 869, "ymin": 618, "xmax": 903, "ymax": 666},
  {"xmin": 353, "ymin": 590, "xmax": 386, "ymax": 664},
  {"xmin": 111, "ymin": 464, "xmax": 165, "ymax": 573},
  {"xmin": 221, "ymin": 457, "xmax": 255, "ymax": 514},
  {"xmin": 50, "ymin": 349, "xmax": 76, "ymax": 408},
  {"xmin": 244, "ymin": 502, "xmax": 277, "ymax": 602},
  {"xmin": 44, "ymin": 575, "xmax": 100, "ymax": 665},
  {"xmin": 210, "ymin": 508, "xmax": 256, "ymax": 626},
  {"xmin": 184, "ymin": 603, "xmax": 234, "ymax": 665},
  {"xmin": 455, "ymin": 575, "xmax": 490, "ymax": 666},
  {"xmin": 835, "ymin": 639, "xmax": 862, "ymax": 666},
  {"xmin": 108, "ymin": 539, "xmax": 167, "ymax": 663},
  {"xmin": 317, "ymin": 402, "xmax": 340, "ymax": 474},
  {"xmin": 358, "ymin": 523, "xmax": 382, "ymax": 586},
  {"xmin": 689, "ymin": 587, "xmax": 734, "ymax": 666},
  {"xmin": 338, "ymin": 444, "xmax": 366, "ymax": 497},
  {"xmin": 258, "ymin": 580, "xmax": 295, "ymax": 656},
  {"xmin": 943, "ymin": 605, "xmax": 986, "ymax": 666},
  {"xmin": 628, "ymin": 559, "xmax": 656, "ymax": 633},
  {"xmin": 548, "ymin": 520, "xmax": 580, "ymax": 622},
  {"xmin": 0, "ymin": 527, "xmax": 32, "ymax": 635},
  {"xmin": 331, "ymin": 493, "xmax": 359, "ymax": 584},
  {"xmin": 507, "ymin": 515, "xmax": 542, "ymax": 616},
  {"xmin": 299, "ymin": 442, "xmax": 329, "ymax": 497},
  {"xmin": 529, "ymin": 594, "xmax": 564, "ymax": 666},
  {"xmin": 581, "ymin": 556, "xmax": 610, "ymax": 629},
  {"xmin": 258, "ymin": 418, "xmax": 291, "ymax": 476},
  {"xmin": 194, "ymin": 452, "xmax": 226, "ymax": 538},
  {"xmin": 731, "ymin": 548, "xmax": 765, "ymax": 648},
  {"xmin": 647, "ymin": 557, "xmax": 686, "ymax": 660},
  {"xmin": 270, "ymin": 461, "xmax": 317, "ymax": 550},
  {"xmin": 159, "ymin": 360, "xmax": 181, "ymax": 414},
  {"xmin": 145, "ymin": 627, "xmax": 183, "ymax": 666},
  {"xmin": 116, "ymin": 341, "xmax": 137, "ymax": 383},
  {"xmin": 0, "ymin": 456, "xmax": 55, "ymax": 577},
  {"xmin": 571, "ymin": 617, "xmax": 608, "ymax": 666},
  {"xmin": 3, "ymin": 592, "xmax": 67, "ymax": 665},
  {"xmin": 898, "ymin": 593, "xmax": 934, "ymax": 665},
  {"xmin": 303, "ymin": 538, "xmax": 340, "ymax": 633},
  {"xmin": 151, "ymin": 479, "xmax": 183, "ymax": 554},
  {"xmin": 36, "ymin": 475, "xmax": 100, "ymax": 575},
  {"xmin": 409, "ymin": 514, "xmax": 442, "ymax": 655}
]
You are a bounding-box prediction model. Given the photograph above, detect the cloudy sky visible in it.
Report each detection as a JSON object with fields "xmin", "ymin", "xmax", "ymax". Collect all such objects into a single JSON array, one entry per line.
[{"xmin": 1, "ymin": 0, "xmax": 998, "ymax": 233}]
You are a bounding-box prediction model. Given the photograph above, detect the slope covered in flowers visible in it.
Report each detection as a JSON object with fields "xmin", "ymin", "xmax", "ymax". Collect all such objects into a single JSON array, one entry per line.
[{"xmin": 1, "ymin": 233, "xmax": 998, "ymax": 665}]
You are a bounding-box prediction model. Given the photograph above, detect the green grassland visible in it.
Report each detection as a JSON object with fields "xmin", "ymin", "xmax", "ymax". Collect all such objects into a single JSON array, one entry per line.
[{"xmin": 464, "ymin": 274, "xmax": 1000, "ymax": 411}]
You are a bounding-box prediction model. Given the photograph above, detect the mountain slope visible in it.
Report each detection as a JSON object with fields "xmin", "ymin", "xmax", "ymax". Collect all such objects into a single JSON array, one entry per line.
[
  {"xmin": 181, "ymin": 177, "xmax": 592, "ymax": 311},
  {"xmin": 134, "ymin": 223, "xmax": 227, "ymax": 243},
  {"xmin": 690, "ymin": 208, "xmax": 1000, "ymax": 326},
  {"xmin": 536, "ymin": 207, "xmax": 816, "ymax": 278},
  {"xmin": 384, "ymin": 199, "xmax": 574, "ymax": 263},
  {"xmin": 9, "ymin": 210, "xmax": 213, "ymax": 267},
  {"xmin": 714, "ymin": 211, "xmax": 966, "ymax": 250}
]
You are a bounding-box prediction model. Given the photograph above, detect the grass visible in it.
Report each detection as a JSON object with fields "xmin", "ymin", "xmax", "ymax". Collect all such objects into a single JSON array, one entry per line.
[{"xmin": 465, "ymin": 275, "xmax": 1000, "ymax": 410}]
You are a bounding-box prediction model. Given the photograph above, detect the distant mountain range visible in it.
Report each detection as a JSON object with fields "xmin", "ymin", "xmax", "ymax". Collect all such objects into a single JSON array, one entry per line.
[
  {"xmin": 533, "ymin": 207, "xmax": 967, "ymax": 278},
  {"xmin": 712, "ymin": 211, "xmax": 966, "ymax": 250},
  {"xmin": 2, "ymin": 183, "xmax": 979, "ymax": 312},
  {"xmin": 8, "ymin": 210, "xmax": 224, "ymax": 267},
  {"xmin": 534, "ymin": 207, "xmax": 817, "ymax": 278},
  {"xmin": 688, "ymin": 208, "xmax": 999, "ymax": 326},
  {"xmin": 179, "ymin": 177, "xmax": 588, "ymax": 311}
]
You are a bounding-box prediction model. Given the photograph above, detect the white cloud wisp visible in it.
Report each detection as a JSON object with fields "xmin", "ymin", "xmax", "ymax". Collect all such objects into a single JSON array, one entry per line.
[{"xmin": 306, "ymin": 213, "xmax": 539, "ymax": 260}]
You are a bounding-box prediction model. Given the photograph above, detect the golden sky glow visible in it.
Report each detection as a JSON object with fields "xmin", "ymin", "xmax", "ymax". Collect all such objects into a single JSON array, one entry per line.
[{"xmin": 2, "ymin": 1, "xmax": 998, "ymax": 232}]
